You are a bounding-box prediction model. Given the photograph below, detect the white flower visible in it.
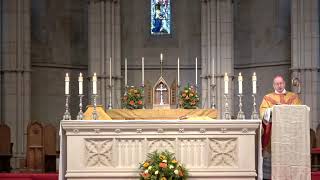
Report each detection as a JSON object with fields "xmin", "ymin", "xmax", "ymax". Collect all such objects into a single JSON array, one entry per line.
[
  {"xmin": 162, "ymin": 159, "xmax": 167, "ymax": 163},
  {"xmin": 174, "ymin": 169, "xmax": 179, "ymax": 175},
  {"xmin": 155, "ymin": 170, "xmax": 159, "ymax": 175},
  {"xmin": 148, "ymin": 166, "xmax": 152, "ymax": 170},
  {"xmin": 144, "ymin": 169, "xmax": 148, "ymax": 174},
  {"xmin": 169, "ymin": 165, "xmax": 174, "ymax": 169}
]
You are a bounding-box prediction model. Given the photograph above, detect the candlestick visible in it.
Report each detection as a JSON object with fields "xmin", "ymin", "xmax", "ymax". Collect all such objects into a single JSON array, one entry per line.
[
  {"xmin": 77, "ymin": 94, "xmax": 84, "ymax": 120},
  {"xmin": 177, "ymin": 57, "xmax": 180, "ymax": 86},
  {"xmin": 108, "ymin": 58, "xmax": 113, "ymax": 109},
  {"xmin": 79, "ymin": 73, "xmax": 83, "ymax": 95},
  {"xmin": 92, "ymin": 94, "xmax": 98, "ymax": 120},
  {"xmin": 142, "ymin": 57, "xmax": 144, "ymax": 85},
  {"xmin": 63, "ymin": 94, "xmax": 71, "ymax": 120},
  {"xmin": 237, "ymin": 94, "xmax": 245, "ymax": 119},
  {"xmin": 195, "ymin": 57, "xmax": 198, "ymax": 86},
  {"xmin": 252, "ymin": 72, "xmax": 257, "ymax": 94},
  {"xmin": 92, "ymin": 73, "xmax": 97, "ymax": 95},
  {"xmin": 109, "ymin": 57, "xmax": 112, "ymax": 87},
  {"xmin": 251, "ymin": 94, "xmax": 259, "ymax": 119},
  {"xmin": 65, "ymin": 73, "xmax": 69, "ymax": 95},
  {"xmin": 125, "ymin": 58, "xmax": 127, "ymax": 87},
  {"xmin": 238, "ymin": 72, "xmax": 243, "ymax": 94},
  {"xmin": 224, "ymin": 72, "xmax": 229, "ymax": 94},
  {"xmin": 224, "ymin": 94, "xmax": 231, "ymax": 120}
]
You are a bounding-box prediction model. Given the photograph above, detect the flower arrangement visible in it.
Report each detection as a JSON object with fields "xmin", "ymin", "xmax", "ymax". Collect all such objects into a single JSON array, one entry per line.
[
  {"xmin": 179, "ymin": 85, "xmax": 200, "ymax": 109},
  {"xmin": 139, "ymin": 150, "xmax": 188, "ymax": 180},
  {"xmin": 122, "ymin": 86, "xmax": 144, "ymax": 109}
]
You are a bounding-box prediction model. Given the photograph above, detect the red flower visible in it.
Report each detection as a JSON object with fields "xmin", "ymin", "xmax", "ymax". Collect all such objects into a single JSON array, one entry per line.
[
  {"xmin": 159, "ymin": 162, "xmax": 167, "ymax": 168},
  {"xmin": 140, "ymin": 172, "xmax": 150, "ymax": 179},
  {"xmin": 138, "ymin": 100, "xmax": 143, "ymax": 105},
  {"xmin": 129, "ymin": 101, "xmax": 135, "ymax": 105}
]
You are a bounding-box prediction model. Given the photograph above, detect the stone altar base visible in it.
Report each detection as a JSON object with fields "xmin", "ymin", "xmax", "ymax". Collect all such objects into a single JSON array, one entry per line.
[{"xmin": 59, "ymin": 120, "xmax": 260, "ymax": 180}]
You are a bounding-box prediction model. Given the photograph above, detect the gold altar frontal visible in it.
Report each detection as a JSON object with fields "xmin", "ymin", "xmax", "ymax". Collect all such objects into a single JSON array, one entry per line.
[{"xmin": 83, "ymin": 106, "xmax": 218, "ymax": 120}]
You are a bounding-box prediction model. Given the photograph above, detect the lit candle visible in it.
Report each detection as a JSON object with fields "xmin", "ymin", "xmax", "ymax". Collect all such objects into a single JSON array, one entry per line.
[
  {"xmin": 238, "ymin": 72, "xmax": 243, "ymax": 94},
  {"xmin": 224, "ymin": 72, "xmax": 228, "ymax": 94},
  {"xmin": 252, "ymin": 72, "xmax": 257, "ymax": 94},
  {"xmin": 92, "ymin": 73, "xmax": 97, "ymax": 95},
  {"xmin": 65, "ymin": 73, "xmax": 69, "ymax": 95},
  {"xmin": 125, "ymin": 58, "xmax": 127, "ymax": 87},
  {"xmin": 142, "ymin": 57, "xmax": 144, "ymax": 85},
  {"xmin": 109, "ymin": 57, "xmax": 112, "ymax": 87},
  {"xmin": 195, "ymin": 57, "xmax": 198, "ymax": 86},
  {"xmin": 177, "ymin": 57, "xmax": 180, "ymax": 86},
  {"xmin": 160, "ymin": 53, "xmax": 163, "ymax": 63},
  {"xmin": 79, "ymin": 73, "xmax": 83, "ymax": 95}
]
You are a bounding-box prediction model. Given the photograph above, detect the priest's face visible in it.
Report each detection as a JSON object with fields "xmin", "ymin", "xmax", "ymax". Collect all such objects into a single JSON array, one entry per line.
[{"xmin": 273, "ymin": 76, "xmax": 285, "ymax": 93}]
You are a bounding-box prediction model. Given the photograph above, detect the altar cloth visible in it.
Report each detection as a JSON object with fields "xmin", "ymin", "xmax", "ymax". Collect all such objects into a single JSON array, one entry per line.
[{"xmin": 83, "ymin": 107, "xmax": 218, "ymax": 120}]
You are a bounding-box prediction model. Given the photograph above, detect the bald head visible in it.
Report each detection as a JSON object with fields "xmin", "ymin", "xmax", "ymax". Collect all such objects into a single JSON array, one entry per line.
[{"xmin": 273, "ymin": 75, "xmax": 286, "ymax": 93}]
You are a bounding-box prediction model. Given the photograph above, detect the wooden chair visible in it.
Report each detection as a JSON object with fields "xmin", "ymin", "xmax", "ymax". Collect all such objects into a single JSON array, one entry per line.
[
  {"xmin": 0, "ymin": 124, "xmax": 12, "ymax": 172},
  {"xmin": 44, "ymin": 124, "xmax": 57, "ymax": 172},
  {"xmin": 26, "ymin": 121, "xmax": 44, "ymax": 172}
]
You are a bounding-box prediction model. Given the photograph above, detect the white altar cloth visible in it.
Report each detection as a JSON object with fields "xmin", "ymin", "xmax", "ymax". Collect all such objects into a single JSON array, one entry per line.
[{"xmin": 59, "ymin": 120, "xmax": 261, "ymax": 180}]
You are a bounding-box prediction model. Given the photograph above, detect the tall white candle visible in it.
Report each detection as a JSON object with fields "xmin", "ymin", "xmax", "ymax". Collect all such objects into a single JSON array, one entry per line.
[
  {"xmin": 238, "ymin": 72, "xmax": 243, "ymax": 94},
  {"xmin": 177, "ymin": 57, "xmax": 180, "ymax": 86},
  {"xmin": 109, "ymin": 57, "xmax": 112, "ymax": 87},
  {"xmin": 212, "ymin": 58, "xmax": 215, "ymax": 84},
  {"xmin": 195, "ymin": 57, "xmax": 198, "ymax": 86},
  {"xmin": 125, "ymin": 58, "xmax": 127, "ymax": 87},
  {"xmin": 79, "ymin": 73, "xmax": 83, "ymax": 95},
  {"xmin": 65, "ymin": 73, "xmax": 69, "ymax": 95},
  {"xmin": 224, "ymin": 72, "xmax": 228, "ymax": 94},
  {"xmin": 160, "ymin": 53, "xmax": 163, "ymax": 63},
  {"xmin": 142, "ymin": 57, "xmax": 144, "ymax": 85},
  {"xmin": 252, "ymin": 72, "xmax": 257, "ymax": 94},
  {"xmin": 92, "ymin": 73, "xmax": 97, "ymax": 95}
]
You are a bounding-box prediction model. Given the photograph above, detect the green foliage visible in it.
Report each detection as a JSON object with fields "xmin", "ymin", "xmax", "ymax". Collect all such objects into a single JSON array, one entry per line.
[
  {"xmin": 139, "ymin": 150, "xmax": 189, "ymax": 180},
  {"xmin": 122, "ymin": 86, "xmax": 144, "ymax": 109},
  {"xmin": 179, "ymin": 84, "xmax": 200, "ymax": 109}
]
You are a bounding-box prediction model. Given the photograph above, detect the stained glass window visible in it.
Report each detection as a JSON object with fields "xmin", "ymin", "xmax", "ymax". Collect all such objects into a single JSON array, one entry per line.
[{"xmin": 151, "ymin": 0, "xmax": 171, "ymax": 35}]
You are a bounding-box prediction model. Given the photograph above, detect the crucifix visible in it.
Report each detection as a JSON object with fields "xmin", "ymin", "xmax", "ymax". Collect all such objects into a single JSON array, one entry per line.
[{"xmin": 156, "ymin": 83, "xmax": 167, "ymax": 105}]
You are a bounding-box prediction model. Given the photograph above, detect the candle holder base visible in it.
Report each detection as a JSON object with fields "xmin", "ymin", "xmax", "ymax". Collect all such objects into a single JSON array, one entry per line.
[
  {"xmin": 140, "ymin": 84, "xmax": 146, "ymax": 109},
  {"xmin": 92, "ymin": 95, "xmax": 99, "ymax": 120},
  {"xmin": 77, "ymin": 95, "xmax": 84, "ymax": 120},
  {"xmin": 251, "ymin": 94, "xmax": 259, "ymax": 120},
  {"xmin": 224, "ymin": 94, "xmax": 231, "ymax": 120},
  {"xmin": 108, "ymin": 85, "xmax": 113, "ymax": 110},
  {"xmin": 63, "ymin": 95, "xmax": 71, "ymax": 120},
  {"xmin": 237, "ymin": 94, "xmax": 245, "ymax": 120}
]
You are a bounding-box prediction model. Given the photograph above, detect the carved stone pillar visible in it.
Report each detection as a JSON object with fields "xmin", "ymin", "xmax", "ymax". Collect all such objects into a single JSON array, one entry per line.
[
  {"xmin": 291, "ymin": 0, "xmax": 320, "ymax": 129},
  {"xmin": 1, "ymin": 0, "xmax": 31, "ymax": 169},
  {"xmin": 200, "ymin": 0, "xmax": 234, "ymax": 117},
  {"xmin": 88, "ymin": 0, "xmax": 121, "ymax": 109}
]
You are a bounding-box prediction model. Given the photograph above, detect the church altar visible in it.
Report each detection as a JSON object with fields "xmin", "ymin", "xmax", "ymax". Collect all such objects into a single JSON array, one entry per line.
[{"xmin": 59, "ymin": 119, "xmax": 261, "ymax": 180}]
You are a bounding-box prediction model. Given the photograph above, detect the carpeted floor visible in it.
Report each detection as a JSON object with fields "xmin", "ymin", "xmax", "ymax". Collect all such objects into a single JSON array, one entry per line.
[{"xmin": 0, "ymin": 173, "xmax": 58, "ymax": 180}]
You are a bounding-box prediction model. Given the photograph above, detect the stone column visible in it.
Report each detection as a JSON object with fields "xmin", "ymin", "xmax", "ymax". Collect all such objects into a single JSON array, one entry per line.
[
  {"xmin": 291, "ymin": 0, "xmax": 320, "ymax": 129},
  {"xmin": 1, "ymin": 0, "xmax": 31, "ymax": 169},
  {"xmin": 200, "ymin": 0, "xmax": 234, "ymax": 117},
  {"xmin": 88, "ymin": 0, "xmax": 121, "ymax": 109}
]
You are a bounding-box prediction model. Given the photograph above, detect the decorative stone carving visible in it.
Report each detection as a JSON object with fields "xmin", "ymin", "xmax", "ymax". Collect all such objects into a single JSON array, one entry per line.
[
  {"xmin": 209, "ymin": 138, "xmax": 237, "ymax": 167},
  {"xmin": 84, "ymin": 139, "xmax": 113, "ymax": 167},
  {"xmin": 200, "ymin": 128, "xmax": 206, "ymax": 133},
  {"xmin": 148, "ymin": 139, "xmax": 175, "ymax": 153}
]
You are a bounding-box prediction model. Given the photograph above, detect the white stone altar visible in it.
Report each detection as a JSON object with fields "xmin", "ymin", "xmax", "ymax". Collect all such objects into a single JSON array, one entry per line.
[{"xmin": 59, "ymin": 120, "xmax": 261, "ymax": 180}]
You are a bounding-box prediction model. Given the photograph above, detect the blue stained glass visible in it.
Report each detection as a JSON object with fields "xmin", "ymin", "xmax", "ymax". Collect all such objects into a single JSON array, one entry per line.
[{"xmin": 151, "ymin": 0, "xmax": 171, "ymax": 35}]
